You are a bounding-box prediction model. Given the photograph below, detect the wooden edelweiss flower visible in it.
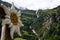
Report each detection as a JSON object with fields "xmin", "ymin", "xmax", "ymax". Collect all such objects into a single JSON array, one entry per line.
[{"xmin": 3, "ymin": 2, "xmax": 24, "ymax": 39}]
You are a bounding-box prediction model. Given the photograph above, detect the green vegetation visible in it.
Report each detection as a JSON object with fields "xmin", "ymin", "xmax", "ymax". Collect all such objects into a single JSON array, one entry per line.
[{"xmin": 14, "ymin": 38, "xmax": 26, "ymax": 40}]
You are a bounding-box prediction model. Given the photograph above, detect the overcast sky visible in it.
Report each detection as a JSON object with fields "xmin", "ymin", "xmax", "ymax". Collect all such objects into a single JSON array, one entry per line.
[{"xmin": 2, "ymin": 0, "xmax": 60, "ymax": 10}]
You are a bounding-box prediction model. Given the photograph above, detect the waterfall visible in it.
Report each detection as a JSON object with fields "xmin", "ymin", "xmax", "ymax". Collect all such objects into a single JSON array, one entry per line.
[
  {"xmin": 36, "ymin": 10, "xmax": 39, "ymax": 18},
  {"xmin": 30, "ymin": 26, "xmax": 40, "ymax": 40}
]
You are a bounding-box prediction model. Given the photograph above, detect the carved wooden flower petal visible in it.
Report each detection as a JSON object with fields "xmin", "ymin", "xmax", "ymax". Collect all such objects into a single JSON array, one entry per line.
[{"xmin": 3, "ymin": 2, "xmax": 24, "ymax": 39}]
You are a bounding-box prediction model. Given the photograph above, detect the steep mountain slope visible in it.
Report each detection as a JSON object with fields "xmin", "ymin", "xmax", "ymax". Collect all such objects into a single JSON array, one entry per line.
[{"xmin": 31, "ymin": 6, "xmax": 60, "ymax": 40}]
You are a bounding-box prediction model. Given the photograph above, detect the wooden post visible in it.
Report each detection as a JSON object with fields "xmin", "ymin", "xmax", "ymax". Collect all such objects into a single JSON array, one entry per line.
[
  {"xmin": 1, "ymin": 24, "xmax": 14, "ymax": 40},
  {"xmin": 5, "ymin": 24, "xmax": 13, "ymax": 40}
]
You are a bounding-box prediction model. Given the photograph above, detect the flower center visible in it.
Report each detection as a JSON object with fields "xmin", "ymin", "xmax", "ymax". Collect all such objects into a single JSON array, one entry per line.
[{"xmin": 10, "ymin": 12, "xmax": 18, "ymax": 25}]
